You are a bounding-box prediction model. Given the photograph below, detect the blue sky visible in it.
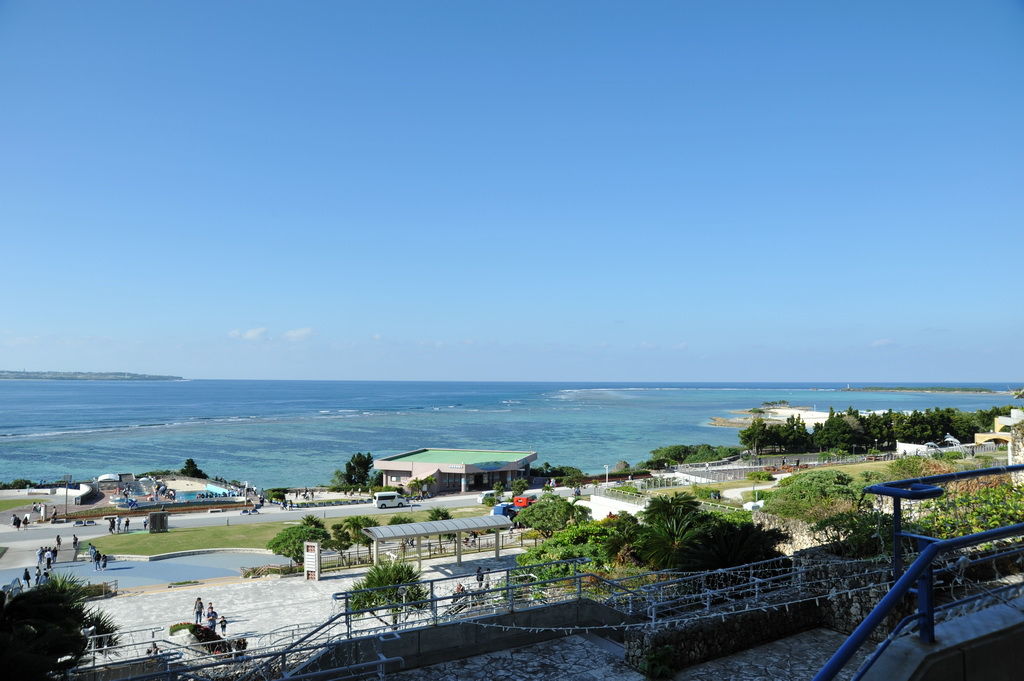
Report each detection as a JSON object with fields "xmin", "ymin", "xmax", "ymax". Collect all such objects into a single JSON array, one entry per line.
[{"xmin": 1, "ymin": 1, "xmax": 1021, "ymax": 382}]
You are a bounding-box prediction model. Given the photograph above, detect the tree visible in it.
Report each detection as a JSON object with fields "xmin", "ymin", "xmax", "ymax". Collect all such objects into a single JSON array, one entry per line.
[
  {"xmin": 343, "ymin": 452, "xmax": 374, "ymax": 486},
  {"xmin": 330, "ymin": 515, "xmax": 379, "ymax": 550},
  {"xmin": 0, "ymin": 574, "xmax": 120, "ymax": 679},
  {"xmin": 738, "ymin": 418, "xmax": 769, "ymax": 455},
  {"xmin": 510, "ymin": 478, "xmax": 530, "ymax": 497},
  {"xmin": 492, "ymin": 481, "xmax": 505, "ymax": 500},
  {"xmin": 641, "ymin": 493, "xmax": 700, "ymax": 527},
  {"xmin": 348, "ymin": 561, "xmax": 427, "ymax": 624},
  {"xmin": 387, "ymin": 514, "xmax": 415, "ymax": 525},
  {"xmin": 676, "ymin": 521, "xmax": 785, "ymax": 570},
  {"xmin": 407, "ymin": 479, "xmax": 423, "ymax": 497},
  {"xmin": 180, "ymin": 458, "xmax": 208, "ymax": 479},
  {"xmin": 567, "ymin": 497, "xmax": 592, "ymax": 525},
  {"xmin": 759, "ymin": 469, "xmax": 862, "ymax": 522},
  {"xmin": 636, "ymin": 515, "xmax": 705, "ymax": 570},
  {"xmin": 300, "ymin": 514, "xmax": 325, "ymax": 529},
  {"xmin": 426, "ymin": 507, "xmax": 452, "ymax": 522},
  {"xmin": 515, "ymin": 494, "xmax": 573, "ymax": 537},
  {"xmin": 421, "ymin": 475, "xmax": 437, "ymax": 495},
  {"xmin": 266, "ymin": 525, "xmax": 331, "ymax": 562}
]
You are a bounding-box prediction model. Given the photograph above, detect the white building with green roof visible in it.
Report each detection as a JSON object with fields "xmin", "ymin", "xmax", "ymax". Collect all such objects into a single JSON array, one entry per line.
[{"xmin": 374, "ymin": 447, "xmax": 537, "ymax": 493}]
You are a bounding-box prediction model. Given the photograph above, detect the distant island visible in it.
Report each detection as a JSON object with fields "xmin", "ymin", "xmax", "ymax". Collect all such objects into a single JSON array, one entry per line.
[
  {"xmin": 0, "ymin": 371, "xmax": 183, "ymax": 381},
  {"xmin": 842, "ymin": 386, "xmax": 998, "ymax": 394}
]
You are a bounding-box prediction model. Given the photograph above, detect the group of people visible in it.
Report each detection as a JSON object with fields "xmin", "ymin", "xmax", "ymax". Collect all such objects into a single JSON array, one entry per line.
[
  {"xmin": 88, "ymin": 543, "xmax": 110, "ymax": 570},
  {"xmin": 192, "ymin": 597, "xmax": 228, "ymax": 636},
  {"xmin": 23, "ymin": 565, "xmax": 50, "ymax": 587},
  {"xmin": 108, "ymin": 516, "xmax": 133, "ymax": 533},
  {"xmin": 35, "ymin": 534, "xmax": 78, "ymax": 568}
]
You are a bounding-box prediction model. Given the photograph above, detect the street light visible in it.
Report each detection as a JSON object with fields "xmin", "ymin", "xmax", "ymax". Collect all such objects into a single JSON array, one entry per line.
[
  {"xmin": 63, "ymin": 474, "xmax": 72, "ymax": 517},
  {"xmin": 603, "ymin": 464, "xmax": 609, "ymax": 485}
]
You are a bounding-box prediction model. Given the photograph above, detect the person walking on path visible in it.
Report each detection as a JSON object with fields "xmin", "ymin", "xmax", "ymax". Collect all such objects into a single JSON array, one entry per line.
[
  {"xmin": 12, "ymin": 515, "xmax": 20, "ymax": 531},
  {"xmin": 194, "ymin": 598, "xmax": 204, "ymax": 625},
  {"xmin": 123, "ymin": 518, "xmax": 130, "ymax": 533},
  {"xmin": 475, "ymin": 567, "xmax": 484, "ymax": 589},
  {"xmin": 55, "ymin": 535, "xmax": 62, "ymax": 552},
  {"xmin": 205, "ymin": 604, "xmax": 217, "ymax": 630},
  {"xmin": 100, "ymin": 554, "xmax": 108, "ymax": 571},
  {"xmin": 72, "ymin": 535, "xmax": 80, "ymax": 560},
  {"xmin": 116, "ymin": 517, "xmax": 123, "ymax": 533},
  {"xmin": 34, "ymin": 565, "xmax": 41, "ymax": 585},
  {"xmin": 219, "ymin": 615, "xmax": 227, "ymax": 636},
  {"xmin": 22, "ymin": 568, "xmax": 31, "ymax": 587},
  {"xmin": 108, "ymin": 518, "xmax": 115, "ymax": 534},
  {"xmin": 93, "ymin": 551, "xmax": 101, "ymax": 571},
  {"xmin": 44, "ymin": 549, "xmax": 53, "ymax": 570},
  {"xmin": 36, "ymin": 546, "xmax": 43, "ymax": 565}
]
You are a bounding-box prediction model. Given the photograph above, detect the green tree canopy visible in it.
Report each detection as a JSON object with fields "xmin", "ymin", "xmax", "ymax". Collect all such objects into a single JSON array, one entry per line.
[
  {"xmin": 343, "ymin": 452, "xmax": 374, "ymax": 486},
  {"xmin": 515, "ymin": 494, "xmax": 574, "ymax": 537},
  {"xmin": 266, "ymin": 525, "xmax": 331, "ymax": 562},
  {"xmin": 180, "ymin": 458, "xmax": 208, "ymax": 479},
  {"xmin": 330, "ymin": 515, "xmax": 379, "ymax": 550}
]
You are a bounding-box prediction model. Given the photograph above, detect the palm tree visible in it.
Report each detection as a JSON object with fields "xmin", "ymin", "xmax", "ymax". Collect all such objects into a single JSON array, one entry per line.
[
  {"xmin": 300, "ymin": 514, "xmax": 325, "ymax": 529},
  {"xmin": 676, "ymin": 523, "xmax": 784, "ymax": 571},
  {"xmin": 421, "ymin": 475, "xmax": 437, "ymax": 495},
  {"xmin": 641, "ymin": 492, "xmax": 700, "ymax": 527},
  {"xmin": 567, "ymin": 497, "xmax": 592, "ymax": 525},
  {"xmin": 407, "ymin": 479, "xmax": 423, "ymax": 498},
  {"xmin": 0, "ymin": 574, "xmax": 119, "ymax": 679},
  {"xmin": 636, "ymin": 515, "xmax": 705, "ymax": 570},
  {"xmin": 348, "ymin": 560, "xmax": 428, "ymax": 627},
  {"xmin": 426, "ymin": 507, "xmax": 453, "ymax": 522},
  {"xmin": 331, "ymin": 515, "xmax": 380, "ymax": 550}
]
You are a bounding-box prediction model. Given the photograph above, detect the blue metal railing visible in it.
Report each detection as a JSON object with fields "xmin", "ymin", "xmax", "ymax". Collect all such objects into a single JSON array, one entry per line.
[{"xmin": 813, "ymin": 464, "xmax": 1024, "ymax": 681}]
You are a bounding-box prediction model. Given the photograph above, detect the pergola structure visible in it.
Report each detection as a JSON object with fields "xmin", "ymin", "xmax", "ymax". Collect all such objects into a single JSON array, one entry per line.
[{"xmin": 362, "ymin": 515, "xmax": 513, "ymax": 569}]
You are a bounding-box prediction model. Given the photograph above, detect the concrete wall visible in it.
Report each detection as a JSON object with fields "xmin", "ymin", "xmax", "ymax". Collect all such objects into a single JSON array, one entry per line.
[{"xmin": 862, "ymin": 595, "xmax": 1024, "ymax": 681}]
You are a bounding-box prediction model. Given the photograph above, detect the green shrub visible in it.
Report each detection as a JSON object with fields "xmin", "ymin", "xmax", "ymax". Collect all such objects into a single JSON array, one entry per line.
[{"xmin": 746, "ymin": 471, "xmax": 775, "ymax": 482}]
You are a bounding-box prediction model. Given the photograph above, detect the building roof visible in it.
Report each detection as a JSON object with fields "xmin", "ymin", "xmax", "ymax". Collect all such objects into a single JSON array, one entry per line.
[
  {"xmin": 378, "ymin": 448, "xmax": 536, "ymax": 464},
  {"xmin": 362, "ymin": 514, "xmax": 513, "ymax": 541}
]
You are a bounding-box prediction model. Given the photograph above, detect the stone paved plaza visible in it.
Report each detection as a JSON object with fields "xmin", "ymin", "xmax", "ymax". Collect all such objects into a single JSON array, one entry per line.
[{"xmin": 91, "ymin": 552, "xmax": 524, "ymax": 641}]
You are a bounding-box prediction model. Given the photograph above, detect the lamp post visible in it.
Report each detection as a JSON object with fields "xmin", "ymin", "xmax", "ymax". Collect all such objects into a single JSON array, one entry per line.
[
  {"xmin": 63, "ymin": 474, "xmax": 72, "ymax": 516},
  {"xmin": 603, "ymin": 464, "xmax": 609, "ymax": 485}
]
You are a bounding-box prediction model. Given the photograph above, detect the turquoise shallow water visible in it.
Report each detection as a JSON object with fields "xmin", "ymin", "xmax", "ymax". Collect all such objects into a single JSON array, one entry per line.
[{"xmin": 0, "ymin": 380, "xmax": 1014, "ymax": 486}]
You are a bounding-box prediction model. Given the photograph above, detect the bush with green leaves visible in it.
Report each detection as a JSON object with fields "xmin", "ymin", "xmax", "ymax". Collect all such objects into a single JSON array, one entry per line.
[
  {"xmin": 387, "ymin": 514, "xmax": 415, "ymax": 526},
  {"xmin": 811, "ymin": 511, "xmax": 893, "ymax": 558},
  {"xmin": 516, "ymin": 521, "xmax": 613, "ymax": 577},
  {"xmin": 759, "ymin": 469, "xmax": 866, "ymax": 522},
  {"xmin": 916, "ymin": 483, "xmax": 1024, "ymax": 539},
  {"xmin": 746, "ymin": 471, "xmax": 775, "ymax": 482},
  {"xmin": 266, "ymin": 525, "xmax": 331, "ymax": 562},
  {"xmin": 348, "ymin": 560, "xmax": 427, "ymax": 619}
]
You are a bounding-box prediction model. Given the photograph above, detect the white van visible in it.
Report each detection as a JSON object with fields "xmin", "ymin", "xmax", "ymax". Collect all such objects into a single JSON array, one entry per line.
[{"xmin": 373, "ymin": 492, "xmax": 409, "ymax": 509}]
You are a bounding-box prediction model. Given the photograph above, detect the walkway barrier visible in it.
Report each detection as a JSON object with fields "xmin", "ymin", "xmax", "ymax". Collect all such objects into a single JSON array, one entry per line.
[{"xmin": 813, "ymin": 463, "xmax": 1024, "ymax": 681}]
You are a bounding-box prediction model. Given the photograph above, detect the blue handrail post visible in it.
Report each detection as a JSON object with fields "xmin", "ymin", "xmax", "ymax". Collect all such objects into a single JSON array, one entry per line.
[
  {"xmin": 892, "ymin": 498, "xmax": 904, "ymax": 578},
  {"xmin": 915, "ymin": 537, "xmax": 936, "ymax": 644}
]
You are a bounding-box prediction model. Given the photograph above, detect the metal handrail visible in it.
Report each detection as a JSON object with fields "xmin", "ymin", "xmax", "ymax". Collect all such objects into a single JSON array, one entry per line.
[{"xmin": 813, "ymin": 521, "xmax": 1024, "ymax": 681}]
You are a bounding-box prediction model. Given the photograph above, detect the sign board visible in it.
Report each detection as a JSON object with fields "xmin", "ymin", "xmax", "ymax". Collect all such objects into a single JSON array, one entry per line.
[{"xmin": 304, "ymin": 541, "xmax": 321, "ymax": 581}]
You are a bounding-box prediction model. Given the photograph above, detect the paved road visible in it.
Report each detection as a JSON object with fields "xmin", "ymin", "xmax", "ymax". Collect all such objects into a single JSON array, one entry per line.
[{"xmin": 0, "ymin": 486, "xmax": 572, "ymax": 572}]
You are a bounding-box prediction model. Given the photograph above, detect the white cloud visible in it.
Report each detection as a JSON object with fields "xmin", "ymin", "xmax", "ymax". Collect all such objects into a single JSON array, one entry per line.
[
  {"xmin": 870, "ymin": 338, "xmax": 894, "ymax": 347},
  {"xmin": 229, "ymin": 327, "xmax": 268, "ymax": 341},
  {"xmin": 283, "ymin": 327, "xmax": 314, "ymax": 342}
]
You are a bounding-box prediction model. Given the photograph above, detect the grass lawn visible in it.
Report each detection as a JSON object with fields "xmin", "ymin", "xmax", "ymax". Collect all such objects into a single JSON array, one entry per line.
[
  {"xmin": 0, "ymin": 498, "xmax": 31, "ymax": 513},
  {"xmin": 651, "ymin": 460, "xmax": 897, "ymax": 498},
  {"xmin": 90, "ymin": 506, "xmax": 484, "ymax": 555}
]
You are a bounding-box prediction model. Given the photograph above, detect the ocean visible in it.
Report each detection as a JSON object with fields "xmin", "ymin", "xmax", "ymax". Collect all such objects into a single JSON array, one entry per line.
[{"xmin": 0, "ymin": 380, "xmax": 1015, "ymax": 487}]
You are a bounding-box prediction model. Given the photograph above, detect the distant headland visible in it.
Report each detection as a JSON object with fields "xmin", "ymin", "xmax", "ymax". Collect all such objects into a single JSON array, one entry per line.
[
  {"xmin": 0, "ymin": 371, "xmax": 184, "ymax": 381},
  {"xmin": 841, "ymin": 386, "xmax": 999, "ymax": 394}
]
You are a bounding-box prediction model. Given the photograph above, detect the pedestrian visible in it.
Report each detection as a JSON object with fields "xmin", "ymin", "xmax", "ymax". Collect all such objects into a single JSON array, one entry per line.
[
  {"xmin": 72, "ymin": 534, "xmax": 80, "ymax": 558},
  {"xmin": 143, "ymin": 518, "xmax": 148, "ymax": 530},
  {"xmin": 193, "ymin": 598, "xmax": 204, "ymax": 624},
  {"xmin": 34, "ymin": 565, "xmax": 41, "ymax": 585},
  {"xmin": 12, "ymin": 515, "xmax": 20, "ymax": 530},
  {"xmin": 205, "ymin": 604, "xmax": 217, "ymax": 629},
  {"xmin": 39, "ymin": 571, "xmax": 50, "ymax": 586},
  {"xmin": 108, "ymin": 518, "xmax": 115, "ymax": 534},
  {"xmin": 219, "ymin": 615, "xmax": 227, "ymax": 636},
  {"xmin": 23, "ymin": 513, "xmax": 30, "ymax": 528},
  {"xmin": 22, "ymin": 568, "xmax": 30, "ymax": 587},
  {"xmin": 93, "ymin": 551, "xmax": 101, "ymax": 571},
  {"xmin": 56, "ymin": 535, "xmax": 62, "ymax": 551},
  {"xmin": 124, "ymin": 518, "xmax": 130, "ymax": 532},
  {"xmin": 36, "ymin": 546, "xmax": 43, "ymax": 564},
  {"xmin": 45, "ymin": 549, "xmax": 53, "ymax": 570},
  {"xmin": 475, "ymin": 566, "xmax": 484, "ymax": 589},
  {"xmin": 100, "ymin": 554, "xmax": 108, "ymax": 570},
  {"xmin": 116, "ymin": 517, "xmax": 123, "ymax": 533}
]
